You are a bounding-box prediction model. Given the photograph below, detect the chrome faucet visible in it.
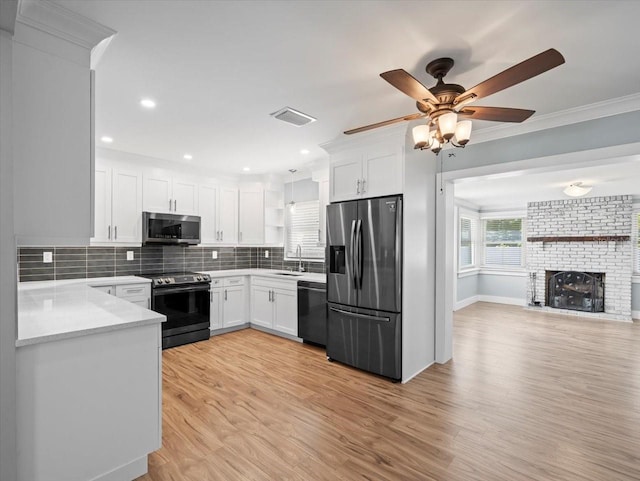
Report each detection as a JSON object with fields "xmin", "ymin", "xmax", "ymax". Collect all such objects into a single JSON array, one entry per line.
[{"xmin": 295, "ymin": 244, "xmax": 305, "ymax": 272}]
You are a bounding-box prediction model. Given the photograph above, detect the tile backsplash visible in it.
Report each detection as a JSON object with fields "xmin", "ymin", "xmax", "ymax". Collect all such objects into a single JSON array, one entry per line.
[{"xmin": 18, "ymin": 246, "xmax": 325, "ymax": 282}]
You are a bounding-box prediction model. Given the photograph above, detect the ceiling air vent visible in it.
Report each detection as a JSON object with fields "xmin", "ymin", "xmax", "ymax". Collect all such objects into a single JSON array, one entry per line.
[{"xmin": 270, "ymin": 107, "xmax": 317, "ymax": 127}]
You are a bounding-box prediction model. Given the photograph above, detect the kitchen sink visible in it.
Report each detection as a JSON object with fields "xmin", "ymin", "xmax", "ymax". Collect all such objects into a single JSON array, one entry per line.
[{"xmin": 273, "ymin": 272, "xmax": 304, "ymax": 276}]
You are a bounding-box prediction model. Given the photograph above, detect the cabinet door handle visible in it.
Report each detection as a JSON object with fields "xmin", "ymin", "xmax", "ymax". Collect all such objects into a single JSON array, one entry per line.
[
  {"xmin": 169, "ymin": 198, "xmax": 172, "ymax": 211},
  {"xmin": 271, "ymin": 290, "xmax": 275, "ymax": 303},
  {"xmin": 114, "ymin": 226, "xmax": 117, "ymax": 240},
  {"xmin": 356, "ymin": 179, "xmax": 360, "ymax": 194},
  {"xmin": 224, "ymin": 289, "xmax": 227, "ymax": 301},
  {"xmin": 362, "ymin": 179, "xmax": 366, "ymax": 193},
  {"xmin": 216, "ymin": 230, "xmax": 219, "ymax": 241},
  {"xmin": 268, "ymin": 290, "xmax": 271, "ymax": 302},
  {"xmin": 318, "ymin": 229, "xmax": 321, "ymax": 242},
  {"xmin": 108, "ymin": 225, "xmax": 111, "ymax": 240},
  {"xmin": 147, "ymin": 298, "xmax": 150, "ymax": 309},
  {"xmin": 210, "ymin": 291, "xmax": 213, "ymax": 302},
  {"xmin": 221, "ymin": 230, "xmax": 223, "ymax": 241},
  {"xmin": 174, "ymin": 199, "xmax": 177, "ymax": 211}
]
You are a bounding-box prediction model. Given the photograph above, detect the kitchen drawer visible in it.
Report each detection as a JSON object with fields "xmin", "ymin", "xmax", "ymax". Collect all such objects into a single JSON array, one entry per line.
[
  {"xmin": 210, "ymin": 278, "xmax": 222, "ymax": 287},
  {"xmin": 223, "ymin": 277, "xmax": 245, "ymax": 287},
  {"xmin": 92, "ymin": 285, "xmax": 115, "ymax": 295},
  {"xmin": 115, "ymin": 283, "xmax": 151, "ymax": 298}
]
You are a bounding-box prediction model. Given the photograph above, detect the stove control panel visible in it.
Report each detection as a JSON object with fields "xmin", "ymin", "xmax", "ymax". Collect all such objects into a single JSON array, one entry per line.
[{"xmin": 152, "ymin": 273, "xmax": 211, "ymax": 287}]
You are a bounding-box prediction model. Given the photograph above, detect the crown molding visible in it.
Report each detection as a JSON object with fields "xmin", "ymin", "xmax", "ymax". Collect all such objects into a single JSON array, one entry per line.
[
  {"xmin": 17, "ymin": 0, "xmax": 115, "ymax": 50},
  {"xmin": 468, "ymin": 93, "xmax": 640, "ymax": 145}
]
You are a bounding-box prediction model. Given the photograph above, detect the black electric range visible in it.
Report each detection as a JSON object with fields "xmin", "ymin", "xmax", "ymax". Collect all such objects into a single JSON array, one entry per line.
[{"xmin": 141, "ymin": 272, "xmax": 211, "ymax": 349}]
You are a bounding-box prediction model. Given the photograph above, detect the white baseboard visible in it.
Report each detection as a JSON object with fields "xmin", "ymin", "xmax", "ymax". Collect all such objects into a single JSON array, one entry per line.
[
  {"xmin": 455, "ymin": 295, "xmax": 526, "ymax": 309},
  {"xmin": 633, "ymin": 310, "xmax": 640, "ymax": 321},
  {"xmin": 455, "ymin": 296, "xmax": 479, "ymax": 311},
  {"xmin": 478, "ymin": 295, "xmax": 526, "ymax": 306}
]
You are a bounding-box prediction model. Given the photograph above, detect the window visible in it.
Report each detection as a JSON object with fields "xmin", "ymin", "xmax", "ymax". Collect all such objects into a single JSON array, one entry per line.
[
  {"xmin": 285, "ymin": 200, "xmax": 324, "ymax": 260},
  {"xmin": 634, "ymin": 211, "xmax": 640, "ymax": 274},
  {"xmin": 483, "ymin": 218, "xmax": 524, "ymax": 267},
  {"xmin": 458, "ymin": 216, "xmax": 476, "ymax": 269}
]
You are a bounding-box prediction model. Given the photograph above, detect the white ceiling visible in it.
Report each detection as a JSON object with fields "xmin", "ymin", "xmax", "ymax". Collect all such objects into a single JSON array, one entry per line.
[
  {"xmin": 454, "ymin": 156, "xmax": 640, "ymax": 210},
  {"xmin": 54, "ymin": 0, "xmax": 640, "ymax": 175}
]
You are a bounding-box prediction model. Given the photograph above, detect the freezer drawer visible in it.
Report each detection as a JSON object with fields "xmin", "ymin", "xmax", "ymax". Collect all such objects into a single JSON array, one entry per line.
[{"xmin": 327, "ymin": 303, "xmax": 401, "ymax": 381}]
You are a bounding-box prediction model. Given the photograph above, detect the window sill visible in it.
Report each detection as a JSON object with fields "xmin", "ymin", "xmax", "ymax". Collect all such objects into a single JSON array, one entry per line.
[
  {"xmin": 458, "ymin": 268, "xmax": 480, "ymax": 278},
  {"xmin": 479, "ymin": 267, "xmax": 527, "ymax": 277}
]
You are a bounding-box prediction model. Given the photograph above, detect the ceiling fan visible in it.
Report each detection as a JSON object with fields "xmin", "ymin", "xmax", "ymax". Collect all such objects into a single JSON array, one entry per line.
[{"xmin": 344, "ymin": 49, "xmax": 565, "ymax": 153}]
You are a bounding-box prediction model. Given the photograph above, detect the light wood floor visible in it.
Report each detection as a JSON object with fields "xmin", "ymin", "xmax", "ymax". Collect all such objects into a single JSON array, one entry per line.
[{"xmin": 137, "ymin": 303, "xmax": 640, "ymax": 481}]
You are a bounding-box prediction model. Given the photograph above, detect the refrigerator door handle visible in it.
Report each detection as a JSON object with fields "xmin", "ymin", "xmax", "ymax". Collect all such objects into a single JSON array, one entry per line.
[
  {"xmin": 355, "ymin": 219, "xmax": 363, "ymax": 289},
  {"xmin": 350, "ymin": 220, "xmax": 357, "ymax": 287},
  {"xmin": 329, "ymin": 307, "xmax": 390, "ymax": 323}
]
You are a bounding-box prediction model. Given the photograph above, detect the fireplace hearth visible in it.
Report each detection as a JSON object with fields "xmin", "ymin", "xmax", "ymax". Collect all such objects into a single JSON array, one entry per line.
[{"xmin": 546, "ymin": 271, "xmax": 605, "ymax": 313}]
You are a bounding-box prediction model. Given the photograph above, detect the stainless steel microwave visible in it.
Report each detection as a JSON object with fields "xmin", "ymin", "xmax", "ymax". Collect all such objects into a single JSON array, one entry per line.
[{"xmin": 142, "ymin": 212, "xmax": 201, "ymax": 246}]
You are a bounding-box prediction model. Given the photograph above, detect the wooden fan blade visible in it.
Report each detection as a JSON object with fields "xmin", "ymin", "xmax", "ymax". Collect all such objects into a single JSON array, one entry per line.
[
  {"xmin": 380, "ymin": 69, "xmax": 438, "ymax": 106},
  {"xmin": 457, "ymin": 49, "xmax": 565, "ymax": 103},
  {"xmin": 344, "ymin": 112, "xmax": 426, "ymax": 135},
  {"xmin": 458, "ymin": 106, "xmax": 535, "ymax": 122}
]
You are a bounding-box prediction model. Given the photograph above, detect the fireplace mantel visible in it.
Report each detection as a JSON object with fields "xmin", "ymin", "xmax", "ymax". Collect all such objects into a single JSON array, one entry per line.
[{"xmin": 527, "ymin": 235, "xmax": 630, "ymax": 243}]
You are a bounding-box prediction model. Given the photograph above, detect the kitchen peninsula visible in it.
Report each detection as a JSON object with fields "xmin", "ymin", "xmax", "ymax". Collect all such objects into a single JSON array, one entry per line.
[{"xmin": 16, "ymin": 278, "xmax": 164, "ymax": 481}]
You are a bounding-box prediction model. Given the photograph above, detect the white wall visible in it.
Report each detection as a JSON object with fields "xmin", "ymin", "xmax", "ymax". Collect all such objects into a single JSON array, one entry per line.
[{"xmin": 0, "ymin": 24, "xmax": 18, "ymax": 481}]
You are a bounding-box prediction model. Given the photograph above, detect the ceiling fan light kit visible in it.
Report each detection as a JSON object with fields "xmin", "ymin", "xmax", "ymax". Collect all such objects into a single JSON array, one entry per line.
[{"xmin": 345, "ymin": 49, "xmax": 565, "ymax": 156}]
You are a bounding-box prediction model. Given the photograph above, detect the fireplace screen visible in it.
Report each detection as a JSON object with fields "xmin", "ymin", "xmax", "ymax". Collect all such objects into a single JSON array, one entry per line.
[{"xmin": 546, "ymin": 271, "xmax": 604, "ymax": 313}]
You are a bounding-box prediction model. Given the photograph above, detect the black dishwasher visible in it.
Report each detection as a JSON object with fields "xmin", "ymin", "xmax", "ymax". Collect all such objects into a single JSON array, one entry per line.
[{"xmin": 298, "ymin": 281, "xmax": 327, "ymax": 346}]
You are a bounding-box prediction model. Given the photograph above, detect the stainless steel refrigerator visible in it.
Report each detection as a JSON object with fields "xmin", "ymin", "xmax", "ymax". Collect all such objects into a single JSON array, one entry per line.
[{"xmin": 326, "ymin": 195, "xmax": 402, "ymax": 381}]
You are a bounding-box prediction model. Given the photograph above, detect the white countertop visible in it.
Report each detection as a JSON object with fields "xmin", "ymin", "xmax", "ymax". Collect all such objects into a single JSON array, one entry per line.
[
  {"xmin": 17, "ymin": 276, "xmax": 164, "ymax": 347},
  {"xmin": 201, "ymin": 269, "xmax": 326, "ymax": 284}
]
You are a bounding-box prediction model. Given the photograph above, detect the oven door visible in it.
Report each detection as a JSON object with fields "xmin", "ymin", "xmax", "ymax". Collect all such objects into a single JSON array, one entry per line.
[{"xmin": 152, "ymin": 284, "xmax": 210, "ymax": 338}]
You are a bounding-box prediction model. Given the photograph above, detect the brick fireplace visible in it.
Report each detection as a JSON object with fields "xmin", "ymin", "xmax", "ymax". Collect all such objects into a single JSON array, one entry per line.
[{"xmin": 527, "ymin": 195, "xmax": 633, "ymax": 320}]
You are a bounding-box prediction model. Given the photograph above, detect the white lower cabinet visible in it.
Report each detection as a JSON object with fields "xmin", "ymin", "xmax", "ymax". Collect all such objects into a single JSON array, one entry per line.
[
  {"xmin": 210, "ymin": 277, "xmax": 247, "ymax": 329},
  {"xmin": 250, "ymin": 277, "xmax": 298, "ymax": 336},
  {"xmin": 91, "ymin": 282, "xmax": 151, "ymax": 309}
]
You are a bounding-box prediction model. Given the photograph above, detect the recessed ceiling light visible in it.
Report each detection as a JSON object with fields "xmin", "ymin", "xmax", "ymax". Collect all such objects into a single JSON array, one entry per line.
[
  {"xmin": 183, "ymin": 154, "xmax": 193, "ymax": 160},
  {"xmin": 300, "ymin": 149, "xmax": 310, "ymax": 155},
  {"xmin": 140, "ymin": 98, "xmax": 156, "ymax": 109},
  {"xmin": 243, "ymin": 167, "xmax": 250, "ymax": 172},
  {"xmin": 100, "ymin": 136, "xmax": 113, "ymax": 143}
]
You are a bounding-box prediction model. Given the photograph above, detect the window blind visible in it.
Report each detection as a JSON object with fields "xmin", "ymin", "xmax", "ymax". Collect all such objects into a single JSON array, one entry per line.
[
  {"xmin": 285, "ymin": 200, "xmax": 324, "ymax": 260},
  {"xmin": 483, "ymin": 218, "xmax": 523, "ymax": 267},
  {"xmin": 459, "ymin": 216, "xmax": 476, "ymax": 268},
  {"xmin": 634, "ymin": 212, "xmax": 640, "ymax": 274}
]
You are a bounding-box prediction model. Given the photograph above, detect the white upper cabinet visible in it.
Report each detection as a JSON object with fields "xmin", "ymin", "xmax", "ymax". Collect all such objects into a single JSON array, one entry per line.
[
  {"xmin": 199, "ymin": 184, "xmax": 219, "ymax": 244},
  {"xmin": 93, "ymin": 166, "xmax": 112, "ymax": 243},
  {"xmin": 12, "ymin": 15, "xmax": 114, "ymax": 245},
  {"xmin": 111, "ymin": 169, "xmax": 142, "ymax": 243},
  {"xmin": 329, "ymin": 141, "xmax": 404, "ymax": 202},
  {"xmin": 143, "ymin": 174, "xmax": 198, "ymax": 215},
  {"xmin": 330, "ymin": 153, "xmax": 363, "ymax": 202},
  {"xmin": 199, "ymin": 184, "xmax": 239, "ymax": 245},
  {"xmin": 219, "ymin": 187, "xmax": 239, "ymax": 244},
  {"xmin": 362, "ymin": 144, "xmax": 404, "ymax": 199},
  {"xmin": 92, "ymin": 162, "xmax": 142, "ymax": 244},
  {"xmin": 318, "ymin": 178, "xmax": 330, "ymax": 246},
  {"xmin": 172, "ymin": 178, "xmax": 198, "ymax": 215},
  {"xmin": 238, "ymin": 186, "xmax": 264, "ymax": 245},
  {"xmin": 143, "ymin": 175, "xmax": 172, "ymax": 213}
]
